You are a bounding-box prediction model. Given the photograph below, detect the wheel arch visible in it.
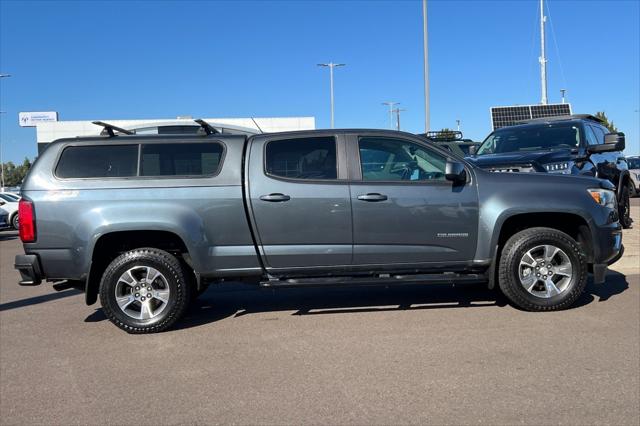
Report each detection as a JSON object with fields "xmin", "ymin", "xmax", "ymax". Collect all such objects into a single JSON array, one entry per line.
[
  {"xmin": 85, "ymin": 230, "xmax": 191, "ymax": 305},
  {"xmin": 617, "ymin": 170, "xmax": 631, "ymax": 198},
  {"xmin": 487, "ymin": 212, "xmax": 593, "ymax": 289}
]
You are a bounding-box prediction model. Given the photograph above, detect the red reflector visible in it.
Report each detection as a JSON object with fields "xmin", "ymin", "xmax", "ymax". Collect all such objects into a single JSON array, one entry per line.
[{"xmin": 18, "ymin": 199, "xmax": 36, "ymax": 243}]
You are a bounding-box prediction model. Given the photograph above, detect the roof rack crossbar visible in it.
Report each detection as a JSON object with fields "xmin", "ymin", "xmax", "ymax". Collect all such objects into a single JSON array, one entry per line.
[
  {"xmin": 92, "ymin": 121, "xmax": 134, "ymax": 137},
  {"xmin": 194, "ymin": 119, "xmax": 220, "ymax": 135}
]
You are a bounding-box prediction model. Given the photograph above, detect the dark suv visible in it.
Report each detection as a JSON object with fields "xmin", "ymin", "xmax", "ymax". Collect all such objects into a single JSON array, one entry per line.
[
  {"xmin": 468, "ymin": 115, "xmax": 632, "ymax": 228},
  {"xmin": 418, "ymin": 130, "xmax": 479, "ymax": 158}
]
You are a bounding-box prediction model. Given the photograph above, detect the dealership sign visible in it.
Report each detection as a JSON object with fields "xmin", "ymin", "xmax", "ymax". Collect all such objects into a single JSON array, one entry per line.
[{"xmin": 19, "ymin": 111, "xmax": 58, "ymax": 127}]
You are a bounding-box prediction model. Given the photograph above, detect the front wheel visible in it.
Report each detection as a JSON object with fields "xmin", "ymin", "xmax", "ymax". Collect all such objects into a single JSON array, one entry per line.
[
  {"xmin": 498, "ymin": 227, "xmax": 588, "ymax": 311},
  {"xmin": 619, "ymin": 183, "xmax": 633, "ymax": 229},
  {"xmin": 99, "ymin": 248, "xmax": 191, "ymax": 333},
  {"xmin": 11, "ymin": 214, "xmax": 18, "ymax": 230}
]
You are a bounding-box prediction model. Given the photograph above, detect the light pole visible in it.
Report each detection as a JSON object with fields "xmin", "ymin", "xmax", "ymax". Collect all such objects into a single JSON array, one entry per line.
[
  {"xmin": 0, "ymin": 112, "xmax": 4, "ymax": 190},
  {"xmin": 560, "ymin": 89, "xmax": 566, "ymax": 104},
  {"xmin": 456, "ymin": 119, "xmax": 461, "ymax": 131},
  {"xmin": 422, "ymin": 0, "xmax": 430, "ymax": 132},
  {"xmin": 392, "ymin": 108, "xmax": 406, "ymax": 131},
  {"xmin": 317, "ymin": 62, "xmax": 345, "ymax": 128},
  {"xmin": 539, "ymin": 0, "xmax": 548, "ymax": 104},
  {"xmin": 0, "ymin": 73, "xmax": 11, "ymax": 191},
  {"xmin": 382, "ymin": 101, "xmax": 400, "ymax": 129}
]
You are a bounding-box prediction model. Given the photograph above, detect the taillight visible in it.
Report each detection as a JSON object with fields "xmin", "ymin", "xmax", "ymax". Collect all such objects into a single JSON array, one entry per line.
[{"xmin": 18, "ymin": 199, "xmax": 36, "ymax": 243}]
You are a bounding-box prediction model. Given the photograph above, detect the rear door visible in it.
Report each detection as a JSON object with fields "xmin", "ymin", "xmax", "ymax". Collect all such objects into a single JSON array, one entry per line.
[
  {"xmin": 347, "ymin": 133, "xmax": 479, "ymax": 266},
  {"xmin": 246, "ymin": 132, "xmax": 352, "ymax": 272}
]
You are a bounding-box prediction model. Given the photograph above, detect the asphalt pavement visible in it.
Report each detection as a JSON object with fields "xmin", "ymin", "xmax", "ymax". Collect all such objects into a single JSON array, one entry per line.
[{"xmin": 1, "ymin": 200, "xmax": 638, "ymax": 425}]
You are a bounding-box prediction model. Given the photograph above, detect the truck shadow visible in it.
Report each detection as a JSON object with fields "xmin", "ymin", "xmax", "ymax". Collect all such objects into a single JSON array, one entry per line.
[
  {"xmin": 171, "ymin": 270, "xmax": 630, "ymax": 330},
  {"xmin": 82, "ymin": 271, "xmax": 630, "ymax": 330},
  {"xmin": 0, "ymin": 231, "xmax": 18, "ymax": 241}
]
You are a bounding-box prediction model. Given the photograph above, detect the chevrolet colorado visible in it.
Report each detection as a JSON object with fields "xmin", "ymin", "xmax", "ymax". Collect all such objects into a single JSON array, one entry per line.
[{"xmin": 15, "ymin": 126, "xmax": 624, "ymax": 333}]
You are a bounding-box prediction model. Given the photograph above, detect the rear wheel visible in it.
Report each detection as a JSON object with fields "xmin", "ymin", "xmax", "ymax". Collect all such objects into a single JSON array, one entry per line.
[
  {"xmin": 11, "ymin": 214, "xmax": 18, "ymax": 230},
  {"xmin": 619, "ymin": 182, "xmax": 632, "ymax": 229},
  {"xmin": 498, "ymin": 227, "xmax": 587, "ymax": 311},
  {"xmin": 99, "ymin": 248, "xmax": 191, "ymax": 333}
]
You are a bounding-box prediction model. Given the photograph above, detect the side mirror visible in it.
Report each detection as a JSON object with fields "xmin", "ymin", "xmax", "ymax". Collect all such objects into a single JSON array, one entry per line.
[
  {"xmin": 587, "ymin": 132, "xmax": 625, "ymax": 154},
  {"xmin": 468, "ymin": 145, "xmax": 478, "ymax": 156},
  {"xmin": 0, "ymin": 200, "xmax": 5, "ymax": 206},
  {"xmin": 445, "ymin": 160, "xmax": 467, "ymax": 183},
  {"xmin": 605, "ymin": 132, "xmax": 625, "ymax": 151}
]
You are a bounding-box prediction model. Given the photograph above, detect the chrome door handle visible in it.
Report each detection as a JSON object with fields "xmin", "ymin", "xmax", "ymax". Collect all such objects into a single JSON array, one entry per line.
[
  {"xmin": 357, "ymin": 193, "xmax": 388, "ymax": 202},
  {"xmin": 260, "ymin": 193, "xmax": 291, "ymax": 202}
]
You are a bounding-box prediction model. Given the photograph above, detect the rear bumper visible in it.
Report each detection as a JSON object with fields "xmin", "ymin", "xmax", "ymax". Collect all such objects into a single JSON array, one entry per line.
[{"xmin": 14, "ymin": 254, "xmax": 43, "ymax": 286}]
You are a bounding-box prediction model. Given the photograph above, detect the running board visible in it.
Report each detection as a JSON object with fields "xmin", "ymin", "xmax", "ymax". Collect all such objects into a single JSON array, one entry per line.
[{"xmin": 260, "ymin": 273, "xmax": 486, "ymax": 288}]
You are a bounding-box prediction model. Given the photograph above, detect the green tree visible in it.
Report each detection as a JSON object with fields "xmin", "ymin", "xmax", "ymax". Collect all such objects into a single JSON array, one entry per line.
[
  {"xmin": 595, "ymin": 111, "xmax": 618, "ymax": 133},
  {"xmin": 1, "ymin": 157, "xmax": 32, "ymax": 187}
]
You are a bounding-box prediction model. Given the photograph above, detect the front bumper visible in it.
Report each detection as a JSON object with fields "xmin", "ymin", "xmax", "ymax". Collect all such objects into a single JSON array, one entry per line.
[
  {"xmin": 14, "ymin": 254, "xmax": 43, "ymax": 286},
  {"xmin": 590, "ymin": 219, "xmax": 623, "ymax": 284}
]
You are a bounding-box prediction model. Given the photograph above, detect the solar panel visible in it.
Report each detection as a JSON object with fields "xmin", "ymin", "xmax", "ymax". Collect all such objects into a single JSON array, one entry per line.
[{"xmin": 490, "ymin": 103, "xmax": 572, "ymax": 130}]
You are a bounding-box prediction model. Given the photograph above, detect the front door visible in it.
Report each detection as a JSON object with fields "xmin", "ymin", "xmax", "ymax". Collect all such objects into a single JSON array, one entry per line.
[
  {"xmin": 247, "ymin": 133, "xmax": 352, "ymax": 271},
  {"xmin": 348, "ymin": 134, "xmax": 479, "ymax": 266}
]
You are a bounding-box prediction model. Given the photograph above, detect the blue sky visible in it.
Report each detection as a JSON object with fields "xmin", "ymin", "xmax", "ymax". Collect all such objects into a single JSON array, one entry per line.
[{"xmin": 1, "ymin": 0, "xmax": 639, "ymax": 163}]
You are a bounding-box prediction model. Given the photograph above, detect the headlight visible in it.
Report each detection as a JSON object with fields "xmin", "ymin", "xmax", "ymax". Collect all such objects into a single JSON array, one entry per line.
[
  {"xmin": 588, "ymin": 188, "xmax": 616, "ymax": 208},
  {"xmin": 544, "ymin": 162, "xmax": 571, "ymax": 173}
]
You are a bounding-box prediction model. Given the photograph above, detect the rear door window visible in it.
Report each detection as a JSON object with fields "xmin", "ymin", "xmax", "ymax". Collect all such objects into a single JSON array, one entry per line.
[
  {"xmin": 55, "ymin": 145, "xmax": 138, "ymax": 178},
  {"xmin": 140, "ymin": 143, "xmax": 224, "ymax": 176},
  {"xmin": 265, "ymin": 136, "xmax": 337, "ymax": 180}
]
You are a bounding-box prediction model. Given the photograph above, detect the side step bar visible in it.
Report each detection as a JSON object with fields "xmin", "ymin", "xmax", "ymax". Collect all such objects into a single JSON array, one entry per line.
[{"xmin": 260, "ymin": 273, "xmax": 486, "ymax": 288}]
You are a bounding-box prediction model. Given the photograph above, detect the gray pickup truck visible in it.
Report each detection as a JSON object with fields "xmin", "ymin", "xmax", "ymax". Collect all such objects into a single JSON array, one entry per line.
[{"xmin": 15, "ymin": 128, "xmax": 624, "ymax": 333}]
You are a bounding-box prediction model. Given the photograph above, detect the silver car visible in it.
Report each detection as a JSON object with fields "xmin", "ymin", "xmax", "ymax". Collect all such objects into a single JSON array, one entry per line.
[{"xmin": 627, "ymin": 156, "xmax": 640, "ymax": 197}]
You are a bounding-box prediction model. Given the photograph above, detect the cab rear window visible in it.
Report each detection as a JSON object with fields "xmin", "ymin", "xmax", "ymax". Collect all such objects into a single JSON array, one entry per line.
[{"xmin": 55, "ymin": 145, "xmax": 138, "ymax": 178}]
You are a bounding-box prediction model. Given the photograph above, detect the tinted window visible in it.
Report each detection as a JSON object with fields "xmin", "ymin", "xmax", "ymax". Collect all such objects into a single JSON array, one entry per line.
[
  {"xmin": 265, "ymin": 137, "xmax": 337, "ymax": 180},
  {"xmin": 141, "ymin": 143, "xmax": 223, "ymax": 176},
  {"xmin": 359, "ymin": 137, "xmax": 446, "ymax": 182},
  {"xmin": 477, "ymin": 123, "xmax": 581, "ymax": 155},
  {"xmin": 585, "ymin": 125, "xmax": 600, "ymax": 145},
  {"xmin": 0, "ymin": 194, "xmax": 18, "ymax": 202},
  {"xmin": 590, "ymin": 125, "xmax": 606, "ymax": 145},
  {"xmin": 56, "ymin": 145, "xmax": 138, "ymax": 178}
]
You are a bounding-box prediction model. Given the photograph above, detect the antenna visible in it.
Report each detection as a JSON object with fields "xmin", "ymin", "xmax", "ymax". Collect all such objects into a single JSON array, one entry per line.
[
  {"xmin": 251, "ymin": 117, "xmax": 264, "ymax": 134},
  {"xmin": 539, "ymin": 0, "xmax": 548, "ymax": 104}
]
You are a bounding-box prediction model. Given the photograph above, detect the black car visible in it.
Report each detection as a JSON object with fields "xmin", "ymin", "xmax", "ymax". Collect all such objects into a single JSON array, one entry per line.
[{"xmin": 467, "ymin": 114, "xmax": 633, "ymax": 228}]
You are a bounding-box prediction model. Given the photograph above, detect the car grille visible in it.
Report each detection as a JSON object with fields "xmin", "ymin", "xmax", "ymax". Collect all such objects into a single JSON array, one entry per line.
[{"xmin": 486, "ymin": 165, "xmax": 535, "ymax": 173}]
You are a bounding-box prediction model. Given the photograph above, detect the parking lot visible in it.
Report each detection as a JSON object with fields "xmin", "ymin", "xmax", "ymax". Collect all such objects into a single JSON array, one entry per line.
[{"xmin": 0, "ymin": 199, "xmax": 638, "ymax": 425}]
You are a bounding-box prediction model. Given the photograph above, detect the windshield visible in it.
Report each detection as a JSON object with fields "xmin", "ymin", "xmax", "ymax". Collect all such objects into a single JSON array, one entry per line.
[
  {"xmin": 628, "ymin": 158, "xmax": 640, "ymax": 169},
  {"xmin": 477, "ymin": 123, "xmax": 581, "ymax": 155}
]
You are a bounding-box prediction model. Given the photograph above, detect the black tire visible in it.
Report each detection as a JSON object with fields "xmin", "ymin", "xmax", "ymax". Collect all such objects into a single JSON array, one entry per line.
[
  {"xmin": 619, "ymin": 182, "xmax": 633, "ymax": 229},
  {"xmin": 99, "ymin": 248, "xmax": 191, "ymax": 333},
  {"xmin": 498, "ymin": 227, "xmax": 588, "ymax": 311},
  {"xmin": 11, "ymin": 214, "xmax": 18, "ymax": 230}
]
